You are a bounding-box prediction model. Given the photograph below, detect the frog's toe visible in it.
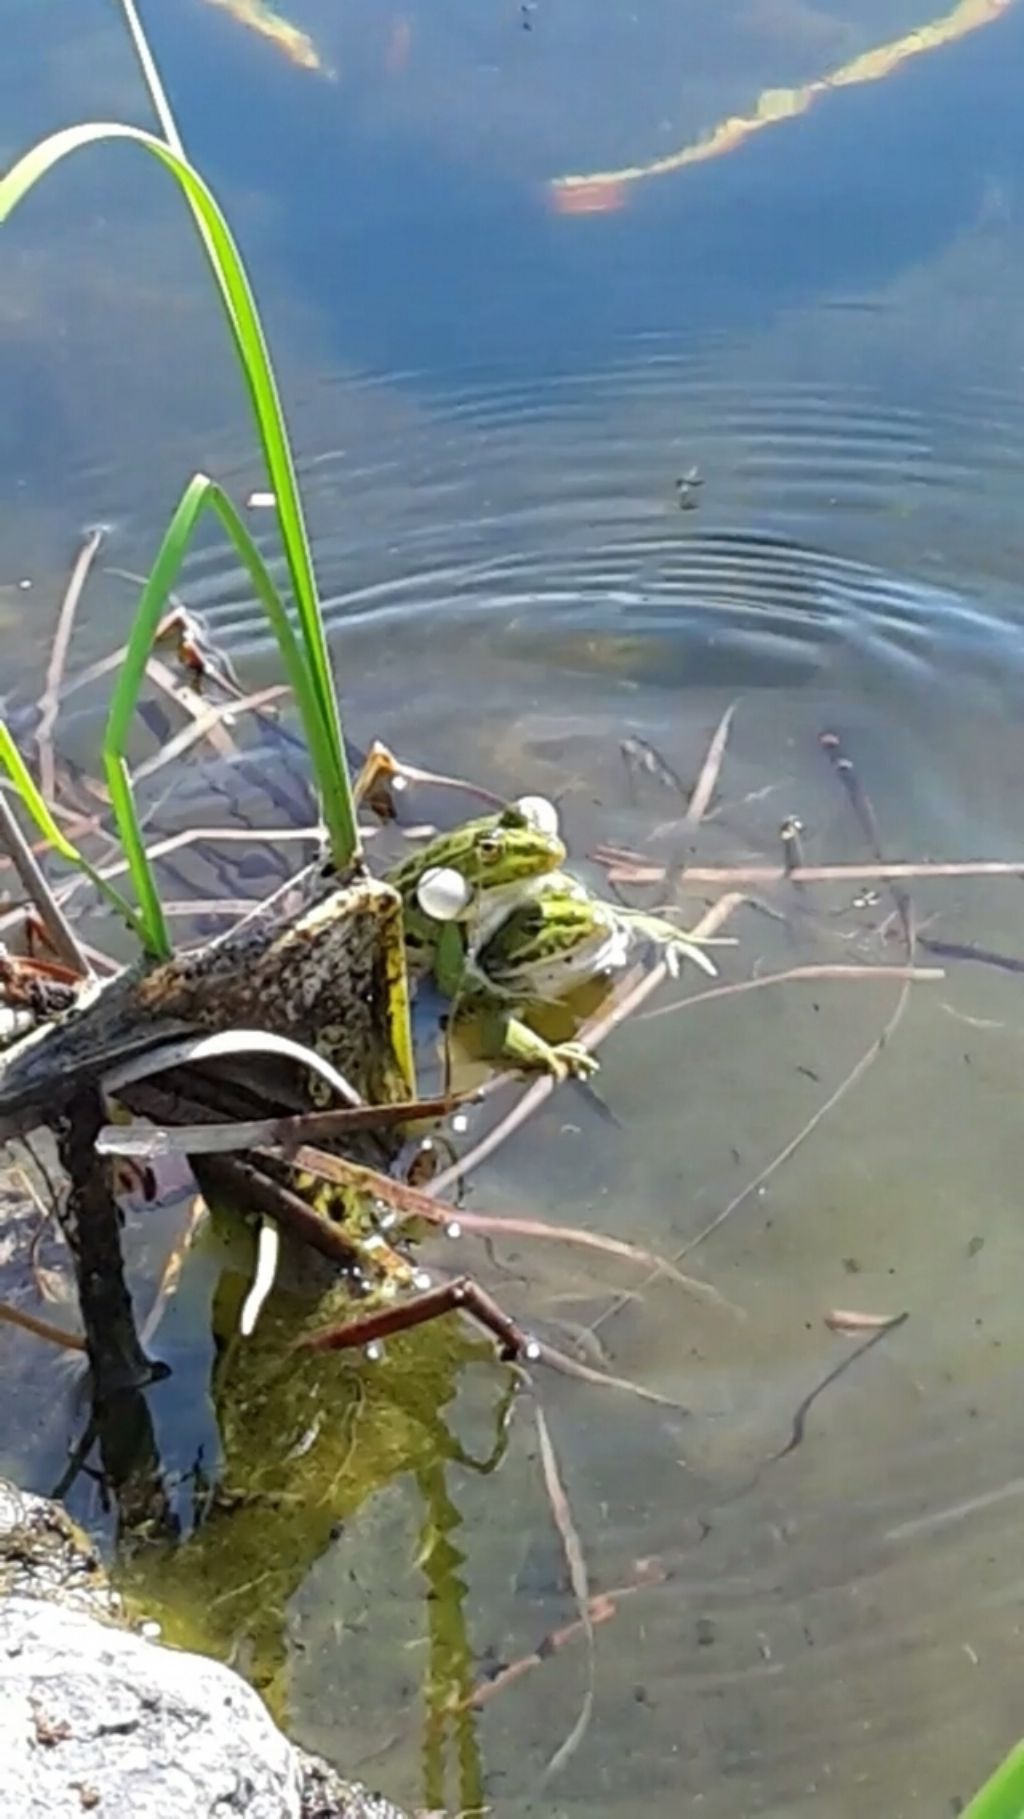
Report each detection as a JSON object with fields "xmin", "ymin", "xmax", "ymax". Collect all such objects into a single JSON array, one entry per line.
[
  {"xmin": 552, "ymin": 1041, "xmax": 600, "ymax": 1080},
  {"xmin": 665, "ymin": 938, "xmax": 718, "ymax": 980}
]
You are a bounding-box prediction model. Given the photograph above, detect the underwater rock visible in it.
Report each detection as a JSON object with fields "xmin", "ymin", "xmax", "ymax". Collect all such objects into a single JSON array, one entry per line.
[{"xmin": 0, "ymin": 1479, "xmax": 412, "ymax": 1819}]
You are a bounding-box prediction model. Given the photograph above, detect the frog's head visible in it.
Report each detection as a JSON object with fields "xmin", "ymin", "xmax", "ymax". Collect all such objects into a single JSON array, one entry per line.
[
  {"xmin": 389, "ymin": 799, "xmax": 566, "ymax": 909},
  {"xmin": 458, "ymin": 803, "xmax": 567, "ymax": 895}
]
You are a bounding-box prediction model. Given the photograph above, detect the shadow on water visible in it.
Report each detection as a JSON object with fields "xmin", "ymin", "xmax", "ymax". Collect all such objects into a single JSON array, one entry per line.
[{"xmin": 8, "ymin": 1, "xmax": 1024, "ymax": 1815}]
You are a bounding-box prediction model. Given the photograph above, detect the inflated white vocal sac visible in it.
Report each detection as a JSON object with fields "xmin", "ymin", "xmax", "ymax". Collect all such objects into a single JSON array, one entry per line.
[
  {"xmin": 415, "ymin": 865, "xmax": 473, "ymax": 922},
  {"xmin": 513, "ymin": 794, "xmax": 560, "ymax": 837}
]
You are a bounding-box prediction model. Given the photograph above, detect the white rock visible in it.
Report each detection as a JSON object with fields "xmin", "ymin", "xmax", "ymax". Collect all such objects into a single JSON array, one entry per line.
[{"xmin": 0, "ymin": 1595, "xmax": 302, "ymax": 1818}]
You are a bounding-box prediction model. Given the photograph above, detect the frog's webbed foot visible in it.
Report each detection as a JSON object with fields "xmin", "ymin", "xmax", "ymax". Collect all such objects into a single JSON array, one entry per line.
[
  {"xmin": 484, "ymin": 1010, "xmax": 600, "ymax": 1082},
  {"xmin": 664, "ymin": 936, "xmax": 718, "ymax": 980},
  {"xmin": 614, "ymin": 907, "xmax": 719, "ymax": 979},
  {"xmin": 545, "ymin": 1039, "xmax": 600, "ymax": 1082}
]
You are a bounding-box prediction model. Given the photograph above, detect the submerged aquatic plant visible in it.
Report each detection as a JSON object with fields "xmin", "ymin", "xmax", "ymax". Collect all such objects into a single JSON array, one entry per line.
[{"xmin": 0, "ymin": 7, "xmax": 360, "ymax": 956}]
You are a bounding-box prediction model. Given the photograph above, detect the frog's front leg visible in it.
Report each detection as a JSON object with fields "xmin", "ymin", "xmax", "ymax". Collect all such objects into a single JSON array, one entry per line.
[
  {"xmin": 433, "ymin": 921, "xmax": 468, "ymax": 1000},
  {"xmin": 478, "ymin": 1004, "xmax": 599, "ymax": 1082}
]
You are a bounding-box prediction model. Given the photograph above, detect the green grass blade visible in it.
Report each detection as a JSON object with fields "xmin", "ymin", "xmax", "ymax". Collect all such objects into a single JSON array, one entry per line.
[
  {"xmin": 964, "ymin": 1741, "xmax": 1024, "ymax": 1818},
  {"xmin": 106, "ymin": 473, "xmax": 339, "ymax": 883},
  {"xmin": 0, "ymin": 722, "xmax": 152, "ymax": 948},
  {"xmin": 1, "ymin": 123, "xmax": 358, "ymax": 869},
  {"xmin": 102, "ymin": 746, "xmax": 170, "ymax": 958}
]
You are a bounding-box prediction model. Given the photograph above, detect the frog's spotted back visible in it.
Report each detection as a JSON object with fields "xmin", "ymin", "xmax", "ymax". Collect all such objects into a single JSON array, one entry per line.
[{"xmin": 471, "ymin": 880, "xmax": 626, "ymax": 1004}]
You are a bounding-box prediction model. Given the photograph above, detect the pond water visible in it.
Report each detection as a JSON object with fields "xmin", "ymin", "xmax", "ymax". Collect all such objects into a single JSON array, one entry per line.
[{"xmin": 5, "ymin": 1, "xmax": 1024, "ymax": 1813}]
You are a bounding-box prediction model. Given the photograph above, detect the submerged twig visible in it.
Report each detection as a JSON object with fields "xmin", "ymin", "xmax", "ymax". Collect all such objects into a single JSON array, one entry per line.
[
  {"xmin": 683, "ymin": 972, "xmax": 912, "ymax": 1265},
  {"xmin": 589, "ymin": 931, "xmax": 917, "ymax": 1347},
  {"xmin": 96, "ymin": 1092, "xmax": 468, "ymax": 1161},
  {"xmin": 296, "ymin": 1275, "xmax": 530, "ymax": 1360},
  {"xmin": 145, "ymin": 655, "xmax": 236, "ymax": 760},
  {"xmin": 140, "ymin": 1193, "xmax": 207, "ymax": 1349},
  {"xmin": 455, "ymin": 1209, "xmax": 738, "ymax": 1311},
  {"xmin": 819, "ymin": 729, "xmax": 913, "ymax": 949},
  {"xmin": 686, "ymin": 701, "xmax": 737, "ymax": 825},
  {"xmin": 641, "ymin": 961, "xmax": 941, "ymax": 1023},
  {"xmin": 133, "ymin": 684, "xmax": 289, "ymax": 782},
  {"xmin": 533, "ymin": 1397, "xmax": 595, "ymax": 1782},
  {"xmin": 35, "ymin": 525, "xmax": 105, "ymax": 803},
  {"xmin": 531, "ymin": 1339, "xmax": 691, "ymax": 1411},
  {"xmin": 588, "ymin": 728, "xmax": 923, "ymax": 1340},
  {"xmin": 0, "ymin": 1299, "xmax": 86, "ymax": 1353},
  {"xmin": 93, "ymin": 822, "xmax": 319, "ymax": 886},
  {"xmin": 428, "ymin": 895, "xmax": 744, "ymax": 1198},
  {"xmin": 594, "ymin": 852, "xmax": 1024, "ymax": 889},
  {"xmin": 284, "ymin": 1144, "xmax": 730, "ymax": 1307},
  {"xmin": 198, "ymin": 1154, "xmax": 368, "ymax": 1271},
  {"xmin": 462, "ymin": 1566, "xmax": 665, "ymax": 1712},
  {"xmin": 919, "ymin": 935, "xmax": 1024, "ymax": 975},
  {"xmin": 0, "ymin": 790, "xmax": 91, "ymax": 977},
  {"xmin": 764, "ymin": 1312, "xmax": 909, "ymax": 1464}
]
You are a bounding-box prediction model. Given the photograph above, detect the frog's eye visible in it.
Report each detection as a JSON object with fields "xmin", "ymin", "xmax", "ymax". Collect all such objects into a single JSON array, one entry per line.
[{"xmin": 478, "ymin": 834, "xmax": 503, "ymax": 862}]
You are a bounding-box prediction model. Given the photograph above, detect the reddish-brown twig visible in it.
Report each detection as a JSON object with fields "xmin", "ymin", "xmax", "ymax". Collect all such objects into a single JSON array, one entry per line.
[
  {"xmin": 460, "ymin": 1564, "xmax": 666, "ymax": 1711},
  {"xmin": 0, "ymin": 1300, "xmax": 85, "ymax": 1353},
  {"xmin": 288, "ymin": 1143, "xmax": 729, "ymax": 1307},
  {"xmin": 640, "ymin": 961, "xmax": 941, "ymax": 1023},
  {"xmin": 295, "ymin": 1274, "xmax": 528, "ymax": 1360},
  {"xmin": 593, "ymin": 853, "xmax": 1024, "ymax": 889}
]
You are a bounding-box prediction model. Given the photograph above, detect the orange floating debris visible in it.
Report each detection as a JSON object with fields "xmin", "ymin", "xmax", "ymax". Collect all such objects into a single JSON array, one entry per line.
[
  {"xmin": 199, "ymin": 0, "xmax": 325, "ymax": 73},
  {"xmin": 549, "ymin": 178, "xmax": 627, "ymax": 216},
  {"xmin": 550, "ymin": 0, "xmax": 1015, "ymax": 197}
]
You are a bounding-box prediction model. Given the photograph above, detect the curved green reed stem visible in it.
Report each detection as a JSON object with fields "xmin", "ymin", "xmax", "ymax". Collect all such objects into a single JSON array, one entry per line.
[
  {"xmin": 0, "ymin": 123, "xmax": 358, "ymax": 870},
  {"xmin": 105, "ymin": 471, "xmax": 342, "ymax": 959}
]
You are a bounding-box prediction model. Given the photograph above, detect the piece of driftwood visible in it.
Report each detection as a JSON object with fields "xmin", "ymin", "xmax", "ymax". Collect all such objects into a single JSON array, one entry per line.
[
  {"xmin": 0, "ymin": 867, "xmax": 408, "ymax": 1139},
  {"xmin": 0, "ymin": 866, "xmax": 411, "ymax": 1403}
]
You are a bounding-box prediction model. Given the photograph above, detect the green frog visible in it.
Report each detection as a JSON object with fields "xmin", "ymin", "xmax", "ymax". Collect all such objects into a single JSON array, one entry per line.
[
  {"xmin": 384, "ymin": 804, "xmax": 610, "ymax": 1080},
  {"xmin": 384, "ymin": 803, "xmax": 718, "ymax": 1082},
  {"xmin": 455, "ymin": 871, "xmax": 717, "ymax": 1080}
]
